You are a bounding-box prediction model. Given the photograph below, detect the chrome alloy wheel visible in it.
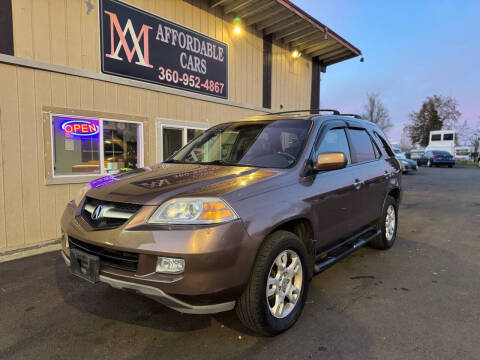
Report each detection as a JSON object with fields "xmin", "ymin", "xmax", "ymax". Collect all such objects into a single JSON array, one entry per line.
[
  {"xmin": 266, "ymin": 250, "xmax": 303, "ymax": 319},
  {"xmin": 385, "ymin": 204, "xmax": 396, "ymax": 241}
]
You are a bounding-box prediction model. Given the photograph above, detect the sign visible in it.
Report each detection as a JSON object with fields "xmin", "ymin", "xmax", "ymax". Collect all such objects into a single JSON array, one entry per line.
[
  {"xmin": 61, "ymin": 120, "xmax": 99, "ymax": 137},
  {"xmin": 100, "ymin": 0, "xmax": 228, "ymax": 99}
]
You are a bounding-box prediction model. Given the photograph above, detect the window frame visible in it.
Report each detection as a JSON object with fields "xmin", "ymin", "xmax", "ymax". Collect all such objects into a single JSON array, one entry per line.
[
  {"xmin": 157, "ymin": 119, "xmax": 210, "ymax": 161},
  {"xmin": 49, "ymin": 113, "xmax": 144, "ymax": 179},
  {"xmin": 345, "ymin": 127, "xmax": 381, "ymax": 165}
]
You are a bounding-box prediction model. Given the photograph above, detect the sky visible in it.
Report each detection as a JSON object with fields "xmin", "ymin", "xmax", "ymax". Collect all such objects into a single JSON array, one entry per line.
[{"xmin": 291, "ymin": 0, "xmax": 480, "ymax": 143}]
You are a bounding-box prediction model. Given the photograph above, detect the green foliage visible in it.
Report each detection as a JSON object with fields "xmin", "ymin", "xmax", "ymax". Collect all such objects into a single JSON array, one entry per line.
[{"xmin": 405, "ymin": 95, "xmax": 461, "ymax": 147}]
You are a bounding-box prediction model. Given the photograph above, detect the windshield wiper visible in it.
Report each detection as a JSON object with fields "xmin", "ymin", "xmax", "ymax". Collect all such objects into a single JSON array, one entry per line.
[
  {"xmin": 163, "ymin": 159, "xmax": 187, "ymax": 164},
  {"xmin": 198, "ymin": 160, "xmax": 234, "ymax": 166}
]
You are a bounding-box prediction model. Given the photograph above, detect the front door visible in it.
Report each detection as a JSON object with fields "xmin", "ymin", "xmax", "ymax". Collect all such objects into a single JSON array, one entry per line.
[{"xmin": 303, "ymin": 123, "xmax": 358, "ymax": 251}]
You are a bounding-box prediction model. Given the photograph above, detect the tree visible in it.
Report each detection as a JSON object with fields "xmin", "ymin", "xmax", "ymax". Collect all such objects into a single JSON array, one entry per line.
[
  {"xmin": 399, "ymin": 127, "xmax": 412, "ymax": 151},
  {"xmin": 362, "ymin": 92, "xmax": 392, "ymax": 132},
  {"xmin": 406, "ymin": 99, "xmax": 442, "ymax": 147},
  {"xmin": 468, "ymin": 120, "xmax": 480, "ymax": 162},
  {"xmin": 405, "ymin": 95, "xmax": 461, "ymax": 147},
  {"xmin": 429, "ymin": 95, "xmax": 461, "ymax": 129}
]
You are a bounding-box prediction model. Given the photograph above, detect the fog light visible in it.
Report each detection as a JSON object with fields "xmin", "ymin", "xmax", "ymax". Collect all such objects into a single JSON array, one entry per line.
[{"xmin": 156, "ymin": 257, "xmax": 185, "ymax": 274}]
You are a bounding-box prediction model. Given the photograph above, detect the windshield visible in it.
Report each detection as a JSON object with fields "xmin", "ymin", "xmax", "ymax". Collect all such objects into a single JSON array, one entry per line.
[{"xmin": 168, "ymin": 119, "xmax": 312, "ymax": 168}]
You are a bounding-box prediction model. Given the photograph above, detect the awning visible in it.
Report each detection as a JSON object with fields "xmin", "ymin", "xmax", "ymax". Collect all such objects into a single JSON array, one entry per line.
[{"xmin": 210, "ymin": 0, "xmax": 362, "ymax": 67}]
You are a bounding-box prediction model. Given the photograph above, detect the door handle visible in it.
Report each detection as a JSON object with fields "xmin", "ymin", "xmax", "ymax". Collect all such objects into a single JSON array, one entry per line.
[{"xmin": 353, "ymin": 179, "xmax": 364, "ymax": 190}]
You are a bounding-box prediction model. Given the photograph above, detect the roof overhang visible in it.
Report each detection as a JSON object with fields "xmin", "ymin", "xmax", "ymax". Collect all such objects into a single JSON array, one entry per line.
[{"xmin": 210, "ymin": 0, "xmax": 362, "ymax": 67}]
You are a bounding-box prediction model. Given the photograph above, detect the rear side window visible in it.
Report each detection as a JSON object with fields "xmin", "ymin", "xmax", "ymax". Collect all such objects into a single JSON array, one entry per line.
[
  {"xmin": 348, "ymin": 129, "xmax": 376, "ymax": 163},
  {"xmin": 374, "ymin": 131, "xmax": 395, "ymax": 158},
  {"xmin": 315, "ymin": 128, "xmax": 351, "ymax": 164},
  {"xmin": 443, "ymin": 133, "xmax": 453, "ymax": 140},
  {"xmin": 431, "ymin": 134, "xmax": 441, "ymax": 141}
]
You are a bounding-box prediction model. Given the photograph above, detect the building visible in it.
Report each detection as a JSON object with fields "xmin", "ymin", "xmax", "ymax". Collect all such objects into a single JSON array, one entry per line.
[{"xmin": 0, "ymin": 0, "xmax": 361, "ymax": 256}]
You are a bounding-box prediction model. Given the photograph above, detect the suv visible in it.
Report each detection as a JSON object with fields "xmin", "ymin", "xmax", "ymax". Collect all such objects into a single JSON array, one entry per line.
[{"xmin": 61, "ymin": 111, "xmax": 402, "ymax": 335}]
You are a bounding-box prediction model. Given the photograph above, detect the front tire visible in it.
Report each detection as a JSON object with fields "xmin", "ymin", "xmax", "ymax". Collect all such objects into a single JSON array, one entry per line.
[
  {"xmin": 236, "ymin": 231, "xmax": 310, "ymax": 336},
  {"xmin": 370, "ymin": 196, "xmax": 398, "ymax": 250},
  {"xmin": 427, "ymin": 160, "xmax": 432, "ymax": 167}
]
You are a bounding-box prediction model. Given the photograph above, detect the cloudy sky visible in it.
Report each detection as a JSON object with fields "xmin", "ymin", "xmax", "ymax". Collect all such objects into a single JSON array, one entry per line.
[{"xmin": 291, "ymin": 0, "xmax": 480, "ymax": 142}]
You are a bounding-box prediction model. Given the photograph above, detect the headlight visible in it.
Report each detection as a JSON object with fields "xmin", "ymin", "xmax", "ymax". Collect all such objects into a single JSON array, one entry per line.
[
  {"xmin": 148, "ymin": 197, "xmax": 239, "ymax": 224},
  {"xmin": 74, "ymin": 184, "xmax": 90, "ymax": 206}
]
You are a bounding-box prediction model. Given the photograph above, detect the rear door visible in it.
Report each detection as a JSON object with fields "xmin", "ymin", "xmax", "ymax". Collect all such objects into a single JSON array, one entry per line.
[{"xmin": 346, "ymin": 127, "xmax": 387, "ymax": 232}]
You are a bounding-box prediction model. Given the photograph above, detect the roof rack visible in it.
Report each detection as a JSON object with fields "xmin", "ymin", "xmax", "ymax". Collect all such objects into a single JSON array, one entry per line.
[
  {"xmin": 340, "ymin": 113, "xmax": 363, "ymax": 119},
  {"xmin": 266, "ymin": 109, "xmax": 340, "ymax": 116}
]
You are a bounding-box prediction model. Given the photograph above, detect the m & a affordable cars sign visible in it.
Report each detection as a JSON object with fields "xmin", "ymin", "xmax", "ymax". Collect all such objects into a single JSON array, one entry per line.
[{"xmin": 100, "ymin": 0, "xmax": 228, "ymax": 99}]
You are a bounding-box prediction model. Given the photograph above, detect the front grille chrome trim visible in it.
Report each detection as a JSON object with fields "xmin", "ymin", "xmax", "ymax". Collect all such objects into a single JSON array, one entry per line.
[{"xmin": 84, "ymin": 203, "xmax": 135, "ymax": 219}]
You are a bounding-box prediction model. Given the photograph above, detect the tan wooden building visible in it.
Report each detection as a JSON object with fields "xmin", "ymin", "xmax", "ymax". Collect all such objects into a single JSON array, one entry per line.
[{"xmin": 0, "ymin": 0, "xmax": 360, "ymax": 256}]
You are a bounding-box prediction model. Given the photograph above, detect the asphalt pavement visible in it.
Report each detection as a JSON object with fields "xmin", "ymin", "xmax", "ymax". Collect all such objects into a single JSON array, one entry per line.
[{"xmin": 1, "ymin": 167, "xmax": 479, "ymax": 360}]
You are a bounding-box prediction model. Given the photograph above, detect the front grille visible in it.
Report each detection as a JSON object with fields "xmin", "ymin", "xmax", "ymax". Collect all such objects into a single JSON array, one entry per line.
[
  {"xmin": 68, "ymin": 237, "xmax": 139, "ymax": 272},
  {"xmin": 81, "ymin": 197, "xmax": 142, "ymax": 229}
]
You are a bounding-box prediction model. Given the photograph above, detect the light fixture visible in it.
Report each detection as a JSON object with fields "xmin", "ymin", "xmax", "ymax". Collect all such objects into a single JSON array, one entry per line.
[
  {"xmin": 292, "ymin": 50, "xmax": 301, "ymax": 58},
  {"xmin": 233, "ymin": 17, "xmax": 242, "ymax": 35}
]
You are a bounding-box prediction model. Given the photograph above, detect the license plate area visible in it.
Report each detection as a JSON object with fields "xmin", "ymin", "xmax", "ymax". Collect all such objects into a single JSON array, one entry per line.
[{"xmin": 70, "ymin": 248, "xmax": 100, "ymax": 283}]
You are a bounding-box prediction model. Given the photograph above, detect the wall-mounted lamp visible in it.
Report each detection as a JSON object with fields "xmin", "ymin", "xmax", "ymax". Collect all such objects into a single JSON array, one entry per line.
[
  {"xmin": 233, "ymin": 17, "xmax": 242, "ymax": 35},
  {"xmin": 292, "ymin": 50, "xmax": 302, "ymax": 58}
]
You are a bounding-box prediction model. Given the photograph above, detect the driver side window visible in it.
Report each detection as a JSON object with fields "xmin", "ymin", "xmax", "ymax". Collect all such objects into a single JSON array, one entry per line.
[{"xmin": 315, "ymin": 128, "xmax": 351, "ymax": 164}]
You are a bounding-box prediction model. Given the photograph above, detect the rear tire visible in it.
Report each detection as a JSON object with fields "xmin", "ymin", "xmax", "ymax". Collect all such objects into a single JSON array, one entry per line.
[
  {"xmin": 448, "ymin": 165, "xmax": 453, "ymax": 168},
  {"xmin": 370, "ymin": 196, "xmax": 398, "ymax": 250},
  {"xmin": 236, "ymin": 231, "xmax": 310, "ymax": 336}
]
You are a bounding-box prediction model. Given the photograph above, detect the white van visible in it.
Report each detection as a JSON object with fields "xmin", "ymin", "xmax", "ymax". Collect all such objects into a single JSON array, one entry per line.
[{"xmin": 425, "ymin": 130, "xmax": 455, "ymax": 156}]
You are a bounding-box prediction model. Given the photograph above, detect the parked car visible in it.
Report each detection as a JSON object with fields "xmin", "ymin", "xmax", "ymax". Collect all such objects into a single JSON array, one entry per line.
[
  {"xmin": 399, "ymin": 158, "xmax": 418, "ymax": 174},
  {"xmin": 409, "ymin": 149, "xmax": 424, "ymax": 162},
  {"xmin": 392, "ymin": 148, "xmax": 417, "ymax": 174},
  {"xmin": 417, "ymin": 150, "xmax": 455, "ymax": 167},
  {"xmin": 60, "ymin": 112, "xmax": 402, "ymax": 335}
]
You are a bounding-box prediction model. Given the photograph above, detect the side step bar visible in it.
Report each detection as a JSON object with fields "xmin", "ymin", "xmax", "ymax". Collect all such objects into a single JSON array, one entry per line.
[{"xmin": 313, "ymin": 229, "xmax": 381, "ymax": 274}]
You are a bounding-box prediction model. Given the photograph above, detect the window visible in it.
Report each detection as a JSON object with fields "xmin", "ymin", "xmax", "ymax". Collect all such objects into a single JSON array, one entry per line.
[
  {"xmin": 170, "ymin": 119, "xmax": 311, "ymax": 169},
  {"xmin": 52, "ymin": 115, "xmax": 142, "ymax": 176},
  {"xmin": 443, "ymin": 133, "xmax": 454, "ymax": 141},
  {"xmin": 315, "ymin": 128, "xmax": 351, "ymax": 164},
  {"xmin": 374, "ymin": 131, "xmax": 395, "ymax": 157},
  {"xmin": 431, "ymin": 134, "xmax": 441, "ymax": 141},
  {"xmin": 163, "ymin": 127, "xmax": 183, "ymax": 159},
  {"xmin": 348, "ymin": 129, "xmax": 376, "ymax": 163},
  {"xmin": 159, "ymin": 121, "xmax": 208, "ymax": 161}
]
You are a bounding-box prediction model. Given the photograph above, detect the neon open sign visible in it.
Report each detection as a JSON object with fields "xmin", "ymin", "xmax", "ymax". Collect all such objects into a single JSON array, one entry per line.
[{"xmin": 61, "ymin": 120, "xmax": 99, "ymax": 136}]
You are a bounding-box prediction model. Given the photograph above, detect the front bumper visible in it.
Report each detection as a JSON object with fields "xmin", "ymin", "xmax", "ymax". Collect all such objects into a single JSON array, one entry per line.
[
  {"xmin": 61, "ymin": 201, "xmax": 258, "ymax": 314},
  {"xmin": 61, "ymin": 251, "xmax": 235, "ymax": 314}
]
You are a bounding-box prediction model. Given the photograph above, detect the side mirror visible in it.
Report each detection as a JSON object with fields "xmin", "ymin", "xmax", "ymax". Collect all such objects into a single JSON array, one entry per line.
[{"xmin": 314, "ymin": 152, "xmax": 347, "ymax": 171}]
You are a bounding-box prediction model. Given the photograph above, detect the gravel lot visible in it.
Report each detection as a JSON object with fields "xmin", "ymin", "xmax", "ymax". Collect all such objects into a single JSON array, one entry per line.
[{"xmin": 1, "ymin": 167, "xmax": 479, "ymax": 360}]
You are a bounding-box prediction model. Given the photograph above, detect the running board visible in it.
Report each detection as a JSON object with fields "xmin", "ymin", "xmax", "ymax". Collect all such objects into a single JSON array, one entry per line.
[{"xmin": 313, "ymin": 229, "xmax": 381, "ymax": 274}]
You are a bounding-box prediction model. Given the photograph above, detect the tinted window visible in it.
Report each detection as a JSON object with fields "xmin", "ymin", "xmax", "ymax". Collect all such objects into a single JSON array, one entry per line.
[
  {"xmin": 315, "ymin": 128, "xmax": 351, "ymax": 164},
  {"xmin": 431, "ymin": 134, "xmax": 441, "ymax": 141},
  {"xmin": 443, "ymin": 133, "xmax": 454, "ymax": 140},
  {"xmin": 348, "ymin": 129, "xmax": 376, "ymax": 163},
  {"xmin": 374, "ymin": 131, "xmax": 395, "ymax": 157},
  {"xmin": 171, "ymin": 119, "xmax": 311, "ymax": 169}
]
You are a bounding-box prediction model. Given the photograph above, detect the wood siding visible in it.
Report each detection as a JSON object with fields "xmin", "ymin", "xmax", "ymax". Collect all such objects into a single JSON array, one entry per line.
[{"xmin": 1, "ymin": 0, "xmax": 313, "ymax": 251}]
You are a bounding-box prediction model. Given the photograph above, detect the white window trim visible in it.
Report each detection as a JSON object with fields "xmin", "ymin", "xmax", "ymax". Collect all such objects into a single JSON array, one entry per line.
[
  {"xmin": 157, "ymin": 118, "xmax": 209, "ymax": 162},
  {"xmin": 49, "ymin": 113, "xmax": 144, "ymax": 181}
]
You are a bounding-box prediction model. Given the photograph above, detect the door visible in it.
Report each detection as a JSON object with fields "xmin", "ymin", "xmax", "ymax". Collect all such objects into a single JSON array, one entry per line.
[
  {"xmin": 346, "ymin": 127, "xmax": 387, "ymax": 232},
  {"xmin": 304, "ymin": 124, "xmax": 358, "ymax": 250}
]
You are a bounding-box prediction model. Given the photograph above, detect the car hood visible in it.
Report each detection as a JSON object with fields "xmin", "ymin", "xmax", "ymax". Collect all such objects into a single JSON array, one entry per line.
[{"xmin": 85, "ymin": 163, "xmax": 280, "ymax": 205}]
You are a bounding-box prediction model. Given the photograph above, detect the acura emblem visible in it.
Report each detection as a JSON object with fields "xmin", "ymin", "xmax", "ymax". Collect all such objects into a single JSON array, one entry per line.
[{"xmin": 91, "ymin": 205, "xmax": 110, "ymax": 220}]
